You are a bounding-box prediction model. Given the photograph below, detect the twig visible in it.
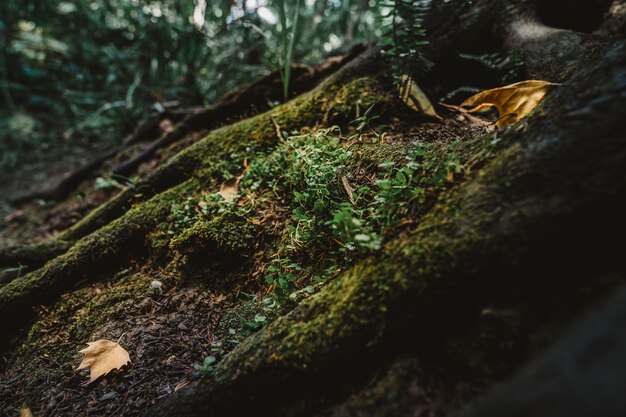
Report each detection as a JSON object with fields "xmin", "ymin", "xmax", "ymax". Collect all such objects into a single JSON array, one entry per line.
[
  {"xmin": 270, "ymin": 115, "xmax": 285, "ymax": 142},
  {"xmin": 341, "ymin": 176, "xmax": 356, "ymax": 206}
]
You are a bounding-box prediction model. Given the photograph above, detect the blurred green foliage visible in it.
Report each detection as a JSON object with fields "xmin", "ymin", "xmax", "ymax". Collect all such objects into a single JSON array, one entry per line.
[
  {"xmin": 381, "ymin": 0, "xmax": 431, "ymax": 79},
  {"xmin": 0, "ymin": 0, "xmax": 424, "ymax": 170}
]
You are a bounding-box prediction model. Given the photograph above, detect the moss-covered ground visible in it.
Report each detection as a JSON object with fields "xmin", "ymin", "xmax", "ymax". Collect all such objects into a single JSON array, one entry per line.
[
  {"xmin": 2, "ymin": 40, "xmax": 625, "ymax": 416},
  {"xmin": 0, "ymin": 94, "xmax": 505, "ymax": 414}
]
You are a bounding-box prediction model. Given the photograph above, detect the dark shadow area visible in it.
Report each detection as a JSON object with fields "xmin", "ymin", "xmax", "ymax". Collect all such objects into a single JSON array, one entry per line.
[{"xmin": 536, "ymin": 0, "xmax": 613, "ymax": 33}]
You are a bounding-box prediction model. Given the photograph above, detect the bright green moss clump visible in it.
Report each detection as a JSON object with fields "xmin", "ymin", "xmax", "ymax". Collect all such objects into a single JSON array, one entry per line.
[{"xmin": 170, "ymin": 215, "xmax": 255, "ymax": 259}]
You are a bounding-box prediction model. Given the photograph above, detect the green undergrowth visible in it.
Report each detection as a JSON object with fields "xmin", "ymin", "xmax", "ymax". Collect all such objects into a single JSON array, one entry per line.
[
  {"xmin": 188, "ymin": 120, "xmax": 507, "ymax": 372},
  {"xmin": 9, "ymin": 96, "xmax": 507, "ymax": 392},
  {"xmin": 52, "ymin": 75, "xmax": 387, "ymax": 245},
  {"xmin": 1, "ymin": 52, "xmax": 519, "ymax": 408},
  {"xmin": 9, "ymin": 118, "xmax": 502, "ymax": 382},
  {"xmin": 201, "ymin": 128, "xmax": 528, "ymax": 387}
]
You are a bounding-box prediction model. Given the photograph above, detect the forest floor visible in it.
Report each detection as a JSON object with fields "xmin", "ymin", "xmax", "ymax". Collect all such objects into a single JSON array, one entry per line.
[
  {"xmin": 1, "ymin": 2, "xmax": 626, "ymax": 416},
  {"xmin": 1, "ymin": 112, "xmax": 622, "ymax": 416}
]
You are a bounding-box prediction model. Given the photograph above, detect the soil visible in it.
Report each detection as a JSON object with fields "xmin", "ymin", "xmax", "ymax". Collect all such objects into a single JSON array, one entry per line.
[{"xmin": 0, "ymin": 272, "xmax": 230, "ymax": 417}]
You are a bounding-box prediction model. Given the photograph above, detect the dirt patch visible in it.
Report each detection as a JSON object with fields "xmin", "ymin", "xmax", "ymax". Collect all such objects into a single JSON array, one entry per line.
[{"xmin": 0, "ymin": 275, "xmax": 229, "ymax": 417}]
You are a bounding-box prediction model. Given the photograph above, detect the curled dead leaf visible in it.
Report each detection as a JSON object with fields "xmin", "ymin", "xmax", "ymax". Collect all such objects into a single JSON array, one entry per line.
[
  {"xmin": 77, "ymin": 339, "xmax": 130, "ymax": 383},
  {"xmin": 461, "ymin": 80, "xmax": 559, "ymax": 128},
  {"xmin": 398, "ymin": 75, "xmax": 443, "ymax": 121}
]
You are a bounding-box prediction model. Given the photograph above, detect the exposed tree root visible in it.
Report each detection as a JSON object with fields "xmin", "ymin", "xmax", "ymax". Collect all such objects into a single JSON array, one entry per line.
[
  {"xmin": 424, "ymin": 0, "xmax": 622, "ymax": 99},
  {"xmin": 0, "ymin": 241, "xmax": 71, "ymax": 270},
  {"xmin": 111, "ymin": 46, "xmax": 365, "ymax": 177},
  {"xmin": 147, "ymin": 39, "xmax": 626, "ymax": 416},
  {"xmin": 0, "ymin": 46, "xmax": 389, "ymax": 339},
  {"xmin": 6, "ymin": 47, "xmax": 364, "ymax": 210},
  {"xmin": 0, "ymin": 46, "xmax": 368, "ymax": 274}
]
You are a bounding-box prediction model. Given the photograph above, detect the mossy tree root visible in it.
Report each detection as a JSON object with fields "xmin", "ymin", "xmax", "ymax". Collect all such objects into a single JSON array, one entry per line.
[
  {"xmin": 0, "ymin": 241, "xmax": 72, "ymax": 286},
  {"xmin": 4, "ymin": 0, "xmax": 620, "ymax": 282},
  {"xmin": 7, "ymin": 47, "xmax": 364, "ymax": 208},
  {"xmin": 147, "ymin": 41, "xmax": 626, "ymax": 417},
  {"xmin": 0, "ymin": 241, "xmax": 71, "ymax": 270},
  {"xmin": 0, "ymin": 46, "xmax": 390, "ymax": 339},
  {"xmin": 0, "ymin": 46, "xmax": 372, "ymax": 278}
]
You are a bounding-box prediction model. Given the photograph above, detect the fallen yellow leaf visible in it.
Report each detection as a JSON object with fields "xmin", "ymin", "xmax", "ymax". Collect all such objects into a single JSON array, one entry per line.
[
  {"xmin": 77, "ymin": 339, "xmax": 130, "ymax": 383},
  {"xmin": 19, "ymin": 405, "xmax": 33, "ymax": 417},
  {"xmin": 398, "ymin": 75, "xmax": 443, "ymax": 121},
  {"xmin": 461, "ymin": 80, "xmax": 558, "ymax": 128}
]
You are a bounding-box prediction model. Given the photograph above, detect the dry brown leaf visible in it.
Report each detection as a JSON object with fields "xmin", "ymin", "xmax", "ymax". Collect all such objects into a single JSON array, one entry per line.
[
  {"xmin": 398, "ymin": 75, "xmax": 443, "ymax": 121},
  {"xmin": 219, "ymin": 177, "xmax": 240, "ymax": 203},
  {"xmin": 77, "ymin": 339, "xmax": 130, "ymax": 383},
  {"xmin": 159, "ymin": 118, "xmax": 174, "ymax": 133},
  {"xmin": 461, "ymin": 80, "xmax": 558, "ymax": 128},
  {"xmin": 19, "ymin": 406, "xmax": 33, "ymax": 417}
]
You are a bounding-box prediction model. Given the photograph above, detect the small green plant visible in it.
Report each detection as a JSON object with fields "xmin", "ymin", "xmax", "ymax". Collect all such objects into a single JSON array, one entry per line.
[
  {"xmin": 351, "ymin": 103, "xmax": 382, "ymax": 136},
  {"xmin": 243, "ymin": 128, "xmax": 354, "ymax": 251},
  {"xmin": 371, "ymin": 160, "xmax": 425, "ymax": 226},
  {"xmin": 327, "ymin": 203, "xmax": 381, "ymax": 253},
  {"xmin": 169, "ymin": 197, "xmax": 199, "ymax": 233},
  {"xmin": 213, "ymin": 152, "xmax": 246, "ymax": 182},
  {"xmin": 382, "ymin": 0, "xmax": 432, "ymax": 80},
  {"xmin": 194, "ymin": 355, "xmax": 216, "ymax": 372},
  {"xmin": 264, "ymin": 258, "xmax": 302, "ymax": 294},
  {"xmin": 201, "ymin": 192, "xmax": 241, "ymax": 216},
  {"xmin": 240, "ymin": 124, "xmax": 475, "ymax": 301}
]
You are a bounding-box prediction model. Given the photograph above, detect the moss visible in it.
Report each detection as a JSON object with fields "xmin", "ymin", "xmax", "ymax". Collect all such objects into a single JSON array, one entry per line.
[
  {"xmin": 150, "ymin": 119, "xmax": 521, "ymax": 412},
  {"xmin": 0, "ymin": 53, "xmax": 391, "ymax": 309},
  {"xmin": 190, "ymin": 122, "xmax": 503, "ymax": 370},
  {"xmin": 268, "ymin": 260, "xmax": 408, "ymax": 364},
  {"xmin": 324, "ymin": 77, "xmax": 387, "ymax": 125},
  {"xmin": 3, "ymin": 46, "xmax": 516, "ymax": 411},
  {"xmin": 54, "ymin": 71, "xmax": 390, "ymax": 247},
  {"xmin": 170, "ymin": 214, "xmax": 254, "ymax": 259},
  {"xmin": 0, "ymin": 180, "xmax": 194, "ymax": 324},
  {"xmin": 0, "ymin": 65, "xmax": 394, "ymax": 332}
]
